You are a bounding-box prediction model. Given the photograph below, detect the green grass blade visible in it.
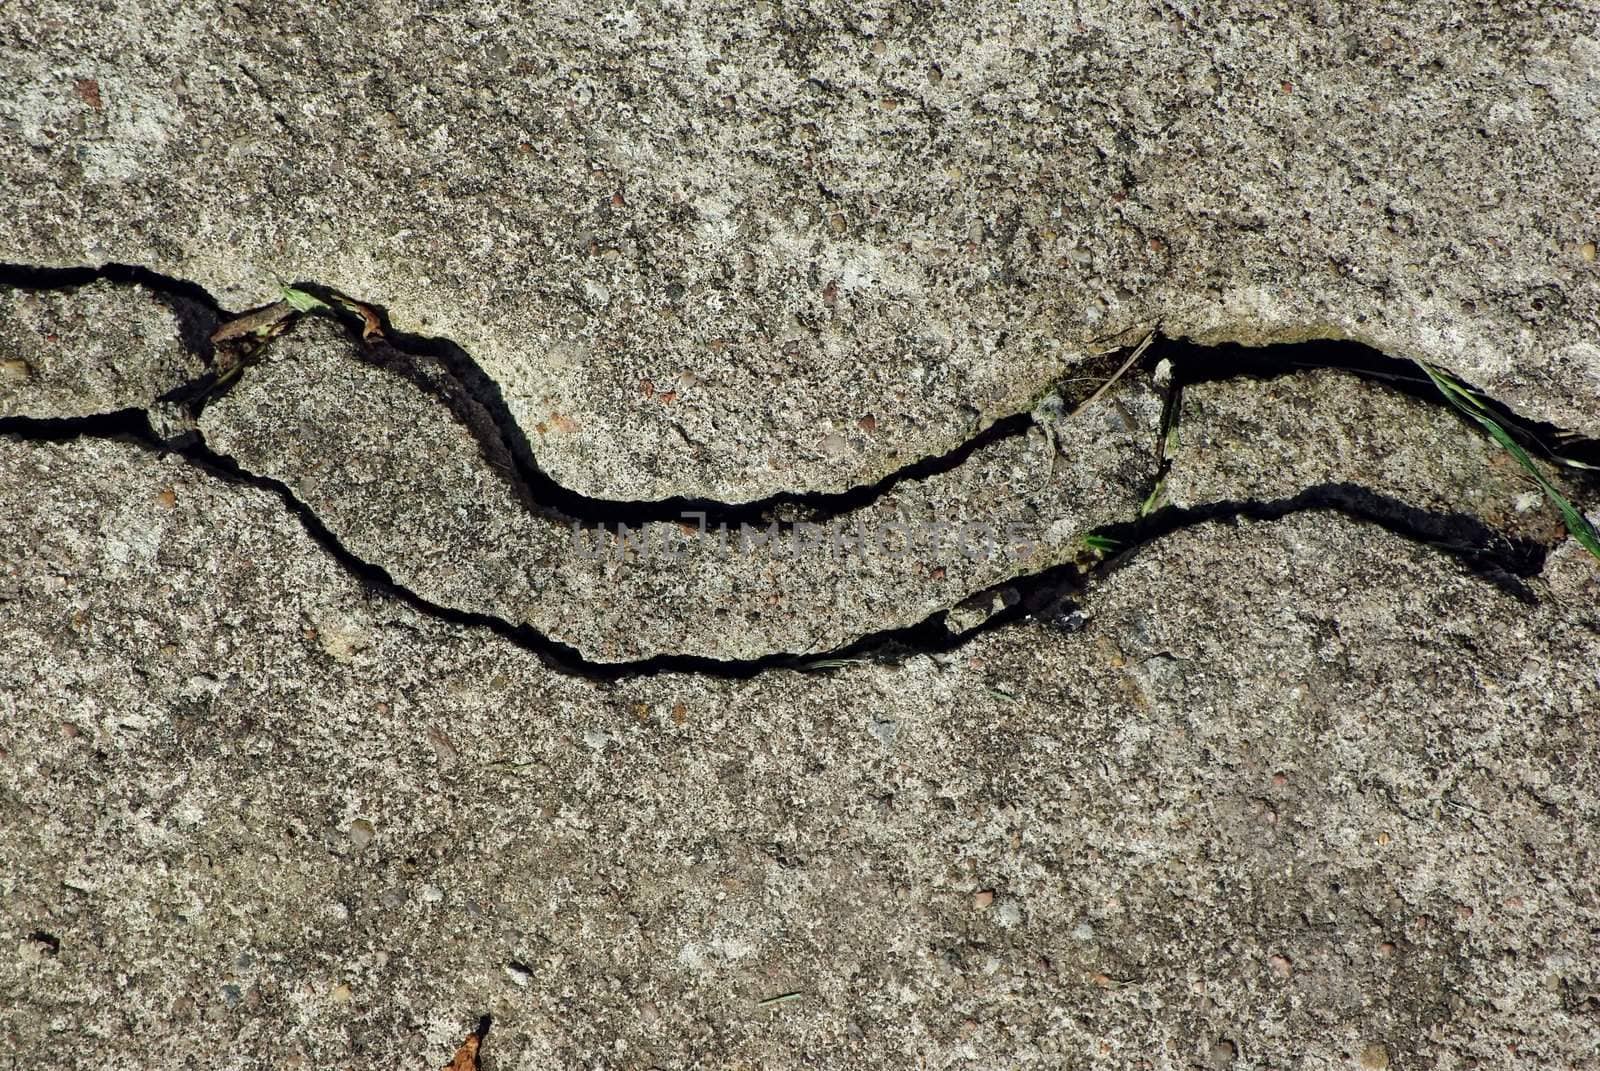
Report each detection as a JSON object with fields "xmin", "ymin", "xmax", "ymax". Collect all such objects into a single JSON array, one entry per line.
[
  {"xmin": 1418, "ymin": 361, "xmax": 1600, "ymax": 562},
  {"xmin": 279, "ymin": 285, "xmax": 329, "ymax": 313},
  {"xmin": 1139, "ymin": 480, "xmax": 1167, "ymax": 517}
]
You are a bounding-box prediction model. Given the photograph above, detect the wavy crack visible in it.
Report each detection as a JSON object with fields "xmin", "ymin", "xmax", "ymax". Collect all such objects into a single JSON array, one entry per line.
[
  {"xmin": 2, "ymin": 261, "xmax": 1595, "ymax": 677},
  {"xmin": 0, "ymin": 403, "xmax": 1552, "ymax": 680}
]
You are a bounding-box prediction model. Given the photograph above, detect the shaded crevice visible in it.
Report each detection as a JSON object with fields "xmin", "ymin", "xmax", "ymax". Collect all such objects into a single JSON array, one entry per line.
[
  {"xmin": 0, "ymin": 407, "xmax": 1551, "ymax": 680},
  {"xmin": 0, "ymin": 408, "xmax": 152, "ymax": 443},
  {"xmin": 2, "ymin": 406, "xmax": 974, "ymax": 680},
  {"xmin": 6, "ymin": 262, "xmax": 1597, "ymax": 529},
  {"xmin": 931, "ymin": 483, "xmax": 1548, "ymax": 656},
  {"xmin": 1095, "ymin": 485, "xmax": 1545, "ymax": 602},
  {"xmin": 2, "ymin": 262, "xmax": 1593, "ymax": 678},
  {"xmin": 0, "ymin": 261, "xmax": 224, "ymax": 365},
  {"xmin": 1151, "ymin": 335, "xmax": 1600, "ymax": 472},
  {"xmin": 3, "ymin": 261, "xmax": 1064, "ymax": 530},
  {"xmin": 295, "ymin": 278, "xmax": 1048, "ymax": 530}
]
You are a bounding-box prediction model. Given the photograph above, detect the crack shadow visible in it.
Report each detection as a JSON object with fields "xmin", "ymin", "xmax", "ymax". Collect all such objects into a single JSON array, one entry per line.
[
  {"xmin": 6, "ymin": 262, "xmax": 1596, "ymax": 531},
  {"xmin": 3, "ymin": 261, "xmax": 1593, "ymax": 679},
  {"xmin": 0, "ymin": 408, "xmax": 1551, "ymax": 681}
]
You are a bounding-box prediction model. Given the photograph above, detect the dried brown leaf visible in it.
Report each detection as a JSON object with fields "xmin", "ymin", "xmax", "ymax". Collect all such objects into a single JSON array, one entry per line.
[
  {"xmin": 332, "ymin": 295, "xmax": 384, "ymax": 340},
  {"xmin": 441, "ymin": 1020, "xmax": 488, "ymax": 1071},
  {"xmin": 210, "ymin": 301, "xmax": 294, "ymax": 346}
]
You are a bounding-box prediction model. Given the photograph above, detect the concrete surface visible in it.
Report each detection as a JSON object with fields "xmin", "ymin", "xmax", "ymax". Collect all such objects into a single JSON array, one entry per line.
[
  {"xmin": 0, "ymin": 279, "xmax": 202, "ymax": 418},
  {"xmin": 3, "ymin": 2, "xmax": 1598, "ymax": 501},
  {"xmin": 195, "ymin": 315, "xmax": 1161, "ymax": 663},
  {"xmin": 2, "ymin": 435, "xmax": 1598, "ymax": 1068},
  {"xmin": 1165, "ymin": 368, "xmax": 1573, "ymax": 548},
  {"xmin": 4, "ymin": 3, "xmax": 1600, "ymax": 1070},
  {"xmin": 7, "ymin": 288, "xmax": 1586, "ymax": 662}
]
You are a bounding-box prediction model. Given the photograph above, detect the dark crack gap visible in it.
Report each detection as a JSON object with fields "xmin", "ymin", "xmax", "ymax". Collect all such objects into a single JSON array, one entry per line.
[
  {"xmin": 2, "ymin": 262, "xmax": 1055, "ymax": 530},
  {"xmin": 6, "ymin": 263, "xmax": 1596, "ymax": 530},
  {"xmin": 1, "ymin": 262, "xmax": 1589, "ymax": 666},
  {"xmin": 1150, "ymin": 335, "xmax": 1600, "ymax": 473},
  {"xmin": 0, "ymin": 407, "xmax": 965, "ymax": 681},
  {"xmin": 0, "ymin": 410, "xmax": 1549, "ymax": 682},
  {"xmin": 295, "ymin": 277, "xmax": 1047, "ymax": 530},
  {"xmin": 0, "ymin": 261, "xmax": 224, "ymax": 365}
]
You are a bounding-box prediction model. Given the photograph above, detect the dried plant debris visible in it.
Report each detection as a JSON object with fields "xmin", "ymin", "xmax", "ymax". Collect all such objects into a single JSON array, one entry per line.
[{"xmin": 441, "ymin": 1017, "xmax": 490, "ymax": 1071}]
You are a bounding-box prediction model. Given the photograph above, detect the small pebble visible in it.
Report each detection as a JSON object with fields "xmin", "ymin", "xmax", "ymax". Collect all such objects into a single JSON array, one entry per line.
[
  {"xmin": 867, "ymin": 717, "xmax": 897, "ymax": 748},
  {"xmin": 818, "ymin": 432, "xmax": 849, "ymax": 456},
  {"xmin": 426, "ymin": 725, "xmax": 458, "ymax": 768},
  {"xmin": 348, "ymin": 819, "xmax": 375, "ymax": 851},
  {"xmin": 973, "ymin": 889, "xmax": 995, "ymax": 910},
  {"xmin": 74, "ymin": 78, "xmax": 104, "ymax": 109}
]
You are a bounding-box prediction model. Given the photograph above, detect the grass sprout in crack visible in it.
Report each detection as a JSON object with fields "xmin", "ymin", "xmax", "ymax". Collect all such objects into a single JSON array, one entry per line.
[{"xmin": 1418, "ymin": 361, "xmax": 1600, "ymax": 562}]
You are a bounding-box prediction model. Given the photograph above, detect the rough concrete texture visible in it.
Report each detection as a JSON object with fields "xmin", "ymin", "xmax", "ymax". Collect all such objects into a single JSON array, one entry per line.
[
  {"xmin": 7, "ymin": 282, "xmax": 1585, "ymax": 661},
  {"xmin": 0, "ymin": 280, "xmax": 201, "ymax": 418},
  {"xmin": 6, "ymin": 3, "xmax": 1600, "ymax": 1069},
  {"xmin": 197, "ymin": 316, "xmax": 1162, "ymax": 662},
  {"xmin": 4, "ymin": 435, "xmax": 1599, "ymax": 1069},
  {"xmin": 1166, "ymin": 369, "xmax": 1573, "ymax": 547},
  {"xmin": 4, "ymin": 2, "xmax": 1599, "ymax": 500}
]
